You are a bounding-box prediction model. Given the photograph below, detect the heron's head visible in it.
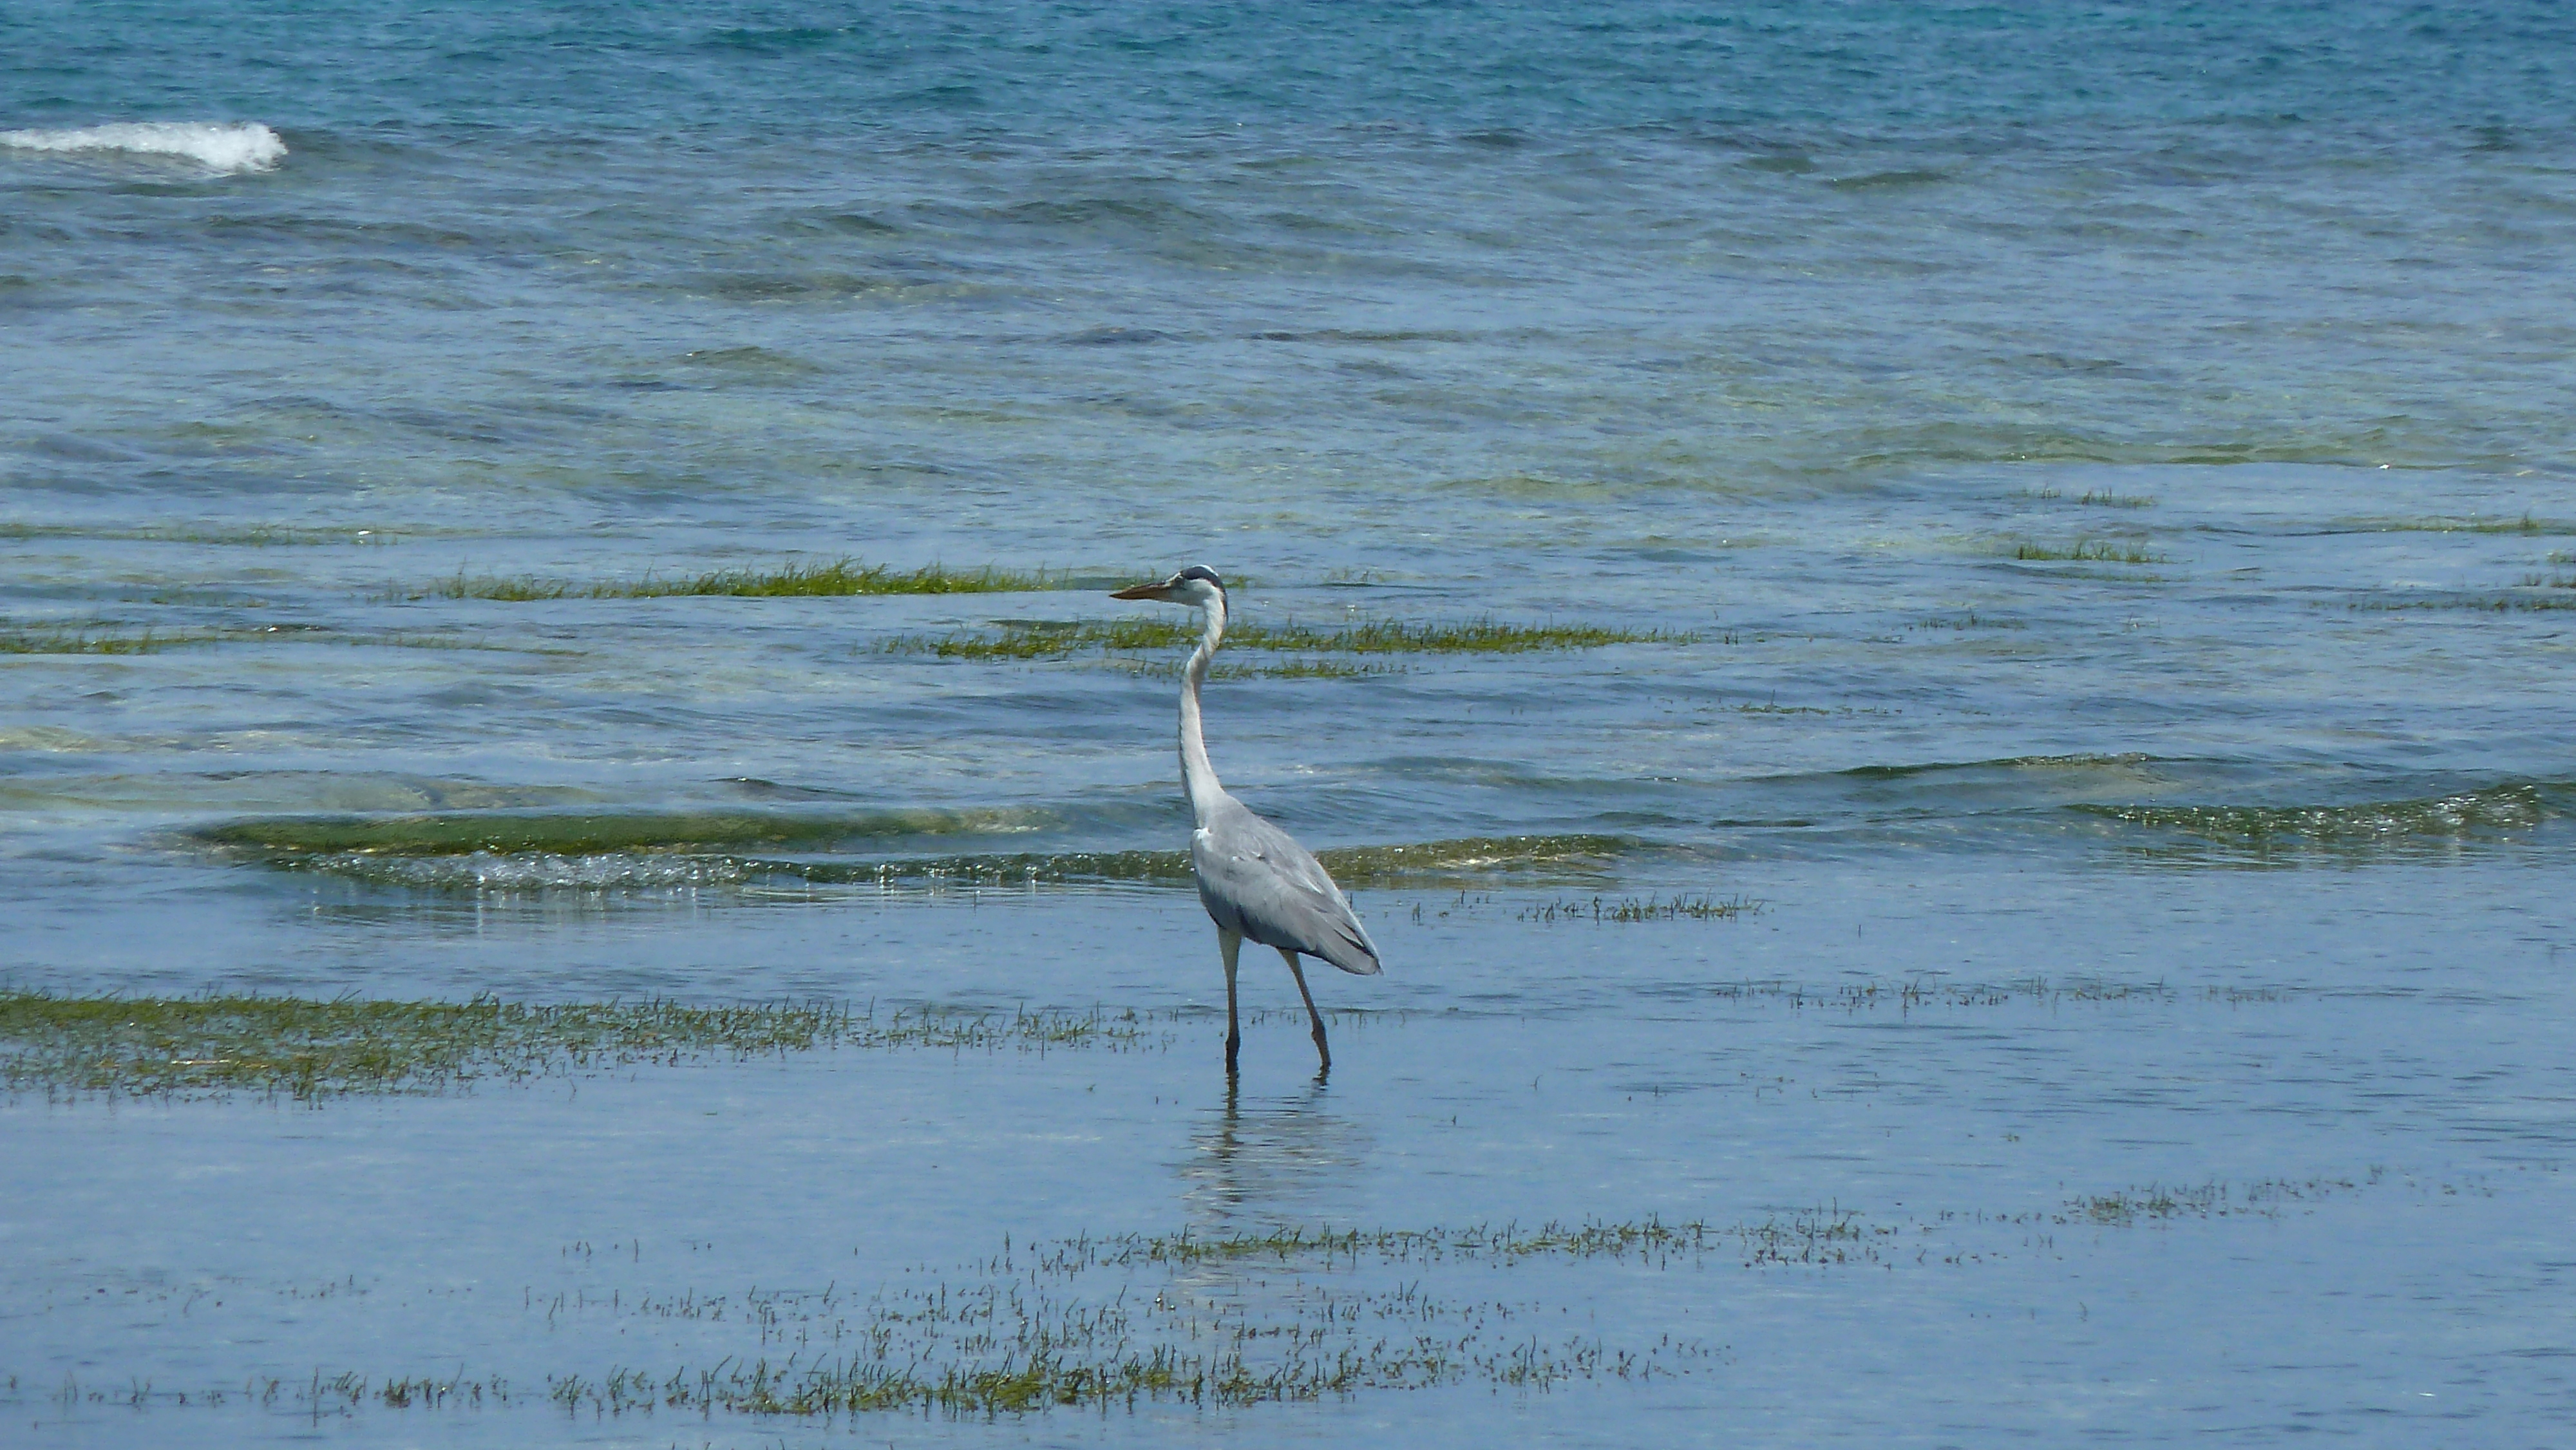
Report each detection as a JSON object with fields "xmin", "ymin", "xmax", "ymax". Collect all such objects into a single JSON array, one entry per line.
[{"xmin": 1110, "ymin": 565, "xmax": 1226, "ymax": 610}]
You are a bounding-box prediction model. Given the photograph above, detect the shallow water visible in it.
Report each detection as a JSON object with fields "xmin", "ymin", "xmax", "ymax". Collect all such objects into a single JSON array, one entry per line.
[{"xmin": 6, "ymin": 2, "xmax": 2576, "ymax": 1444}]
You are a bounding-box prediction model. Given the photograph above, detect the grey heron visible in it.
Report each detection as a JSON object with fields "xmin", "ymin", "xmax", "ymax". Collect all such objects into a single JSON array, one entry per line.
[{"xmin": 1111, "ymin": 566, "xmax": 1381, "ymax": 1075}]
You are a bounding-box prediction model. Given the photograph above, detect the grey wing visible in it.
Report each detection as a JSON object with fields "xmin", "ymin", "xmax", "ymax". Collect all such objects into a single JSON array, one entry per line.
[{"xmin": 1192, "ymin": 798, "xmax": 1383, "ymax": 975}]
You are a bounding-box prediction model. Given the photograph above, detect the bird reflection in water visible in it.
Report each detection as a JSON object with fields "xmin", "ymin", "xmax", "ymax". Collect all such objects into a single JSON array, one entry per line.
[{"xmin": 1177, "ymin": 1077, "xmax": 1374, "ymax": 1232}]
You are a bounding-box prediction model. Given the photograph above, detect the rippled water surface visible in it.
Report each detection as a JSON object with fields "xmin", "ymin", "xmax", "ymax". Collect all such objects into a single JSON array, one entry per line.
[{"xmin": 6, "ymin": 3, "xmax": 2575, "ymax": 1445}]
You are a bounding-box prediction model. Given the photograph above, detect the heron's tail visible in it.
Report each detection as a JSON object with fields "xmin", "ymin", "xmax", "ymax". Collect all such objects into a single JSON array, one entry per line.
[{"xmin": 1316, "ymin": 919, "xmax": 1383, "ymax": 976}]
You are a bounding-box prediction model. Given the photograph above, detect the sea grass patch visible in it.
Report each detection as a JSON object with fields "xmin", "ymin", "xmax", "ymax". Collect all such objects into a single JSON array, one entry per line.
[
  {"xmin": 2327, "ymin": 513, "xmax": 2576, "ymax": 536},
  {"xmin": 0, "ymin": 628, "xmax": 200, "ymax": 655},
  {"xmin": 419, "ymin": 559, "xmax": 1075, "ymax": 601},
  {"xmin": 1515, "ymin": 892, "xmax": 1760, "ymax": 923},
  {"xmin": 0, "ymin": 995, "xmax": 1162, "ymax": 1099},
  {"xmin": 2345, "ymin": 592, "xmax": 2576, "ymax": 612},
  {"xmin": 2001, "ymin": 537, "xmax": 2167, "ymax": 565},
  {"xmin": 1, "ymin": 625, "xmax": 570, "ymax": 656},
  {"xmin": 885, "ymin": 615, "xmax": 1696, "ymax": 661},
  {"xmin": 28, "ymin": 1169, "xmax": 2479, "ymax": 1424},
  {"xmin": 537, "ymin": 1215, "xmax": 1846, "ymax": 1418},
  {"xmin": 190, "ymin": 815, "xmax": 1651, "ymax": 892}
]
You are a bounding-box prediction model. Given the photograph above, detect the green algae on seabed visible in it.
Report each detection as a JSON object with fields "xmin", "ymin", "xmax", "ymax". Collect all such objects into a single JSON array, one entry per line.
[
  {"xmin": 0, "ymin": 995, "xmax": 1162, "ymax": 1099},
  {"xmin": 421, "ymin": 558, "xmax": 1074, "ymax": 601},
  {"xmin": 887, "ymin": 616, "xmax": 1696, "ymax": 661},
  {"xmin": 2004, "ymin": 538, "xmax": 2168, "ymax": 565}
]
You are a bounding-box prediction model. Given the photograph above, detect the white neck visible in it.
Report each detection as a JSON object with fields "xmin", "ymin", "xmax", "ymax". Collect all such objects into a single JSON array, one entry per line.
[{"xmin": 1178, "ymin": 592, "xmax": 1227, "ymax": 824}]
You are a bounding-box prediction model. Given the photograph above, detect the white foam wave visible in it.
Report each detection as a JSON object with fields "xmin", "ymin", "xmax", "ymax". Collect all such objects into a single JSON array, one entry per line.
[
  {"xmin": 310, "ymin": 851, "xmax": 757, "ymax": 893},
  {"xmin": 0, "ymin": 121, "xmax": 287, "ymax": 173}
]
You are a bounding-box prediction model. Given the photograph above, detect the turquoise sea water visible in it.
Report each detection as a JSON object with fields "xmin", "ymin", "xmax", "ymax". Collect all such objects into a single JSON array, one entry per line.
[{"xmin": 6, "ymin": 3, "xmax": 2576, "ymax": 1444}]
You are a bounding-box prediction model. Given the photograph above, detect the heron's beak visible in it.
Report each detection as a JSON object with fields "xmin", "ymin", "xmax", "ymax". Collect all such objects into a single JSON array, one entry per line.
[{"xmin": 1110, "ymin": 581, "xmax": 1175, "ymax": 601}]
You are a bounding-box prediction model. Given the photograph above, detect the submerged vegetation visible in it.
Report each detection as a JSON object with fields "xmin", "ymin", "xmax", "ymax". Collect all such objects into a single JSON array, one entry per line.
[
  {"xmin": 1912, "ymin": 612, "xmax": 2029, "ymax": 632},
  {"xmin": 419, "ymin": 558, "xmax": 1073, "ymax": 601},
  {"xmin": 193, "ymin": 814, "xmax": 1647, "ymax": 892},
  {"xmin": 1, "ymin": 625, "xmax": 573, "ymax": 657},
  {"xmin": 1108, "ymin": 654, "xmax": 1410, "ymax": 681},
  {"xmin": 2349, "ymin": 592, "xmax": 2576, "ymax": 612},
  {"xmin": 40, "ymin": 1165, "xmax": 2451, "ymax": 1424},
  {"xmin": 2332, "ymin": 513, "xmax": 2576, "ymax": 536},
  {"xmin": 1, "ymin": 968, "xmax": 2247, "ymax": 1102},
  {"xmin": 2022, "ymin": 487, "xmax": 2157, "ymax": 509},
  {"xmin": 1517, "ymin": 892, "xmax": 1760, "ymax": 922},
  {"xmin": 533, "ymin": 1214, "xmax": 1840, "ymax": 1419},
  {"xmin": 0, "ymin": 995, "xmax": 1160, "ymax": 1098},
  {"xmin": 886, "ymin": 615, "xmax": 1694, "ymax": 662},
  {"xmin": 0, "ymin": 628, "xmax": 198, "ymax": 655},
  {"xmin": 148, "ymin": 1176, "xmax": 2384, "ymax": 1423},
  {"xmin": 2004, "ymin": 537, "xmax": 2167, "ymax": 565},
  {"xmin": 0, "ymin": 522, "xmax": 401, "ymax": 546},
  {"xmin": 2069, "ymin": 1172, "xmax": 2374, "ymax": 1225}
]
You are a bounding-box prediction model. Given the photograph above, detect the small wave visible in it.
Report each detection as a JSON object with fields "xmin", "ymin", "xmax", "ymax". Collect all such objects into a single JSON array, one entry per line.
[
  {"xmin": 1318, "ymin": 834, "xmax": 1639, "ymax": 884},
  {"xmin": 202, "ymin": 823, "xmax": 1652, "ymax": 895},
  {"xmin": 0, "ymin": 122, "xmax": 287, "ymax": 173},
  {"xmin": 303, "ymin": 851, "xmax": 760, "ymax": 893},
  {"xmin": 1061, "ymin": 326, "xmax": 1171, "ymax": 346},
  {"xmin": 187, "ymin": 807, "xmax": 1063, "ymax": 858},
  {"xmin": 1835, "ymin": 752, "xmax": 2166, "ymax": 782},
  {"xmin": 1823, "ymin": 167, "xmax": 1953, "ymax": 191},
  {"xmin": 2072, "ymin": 782, "xmax": 2572, "ymax": 850},
  {"xmin": 835, "ymin": 835, "xmax": 1642, "ymax": 889},
  {"xmin": 800, "ymin": 850, "xmax": 1193, "ymax": 887}
]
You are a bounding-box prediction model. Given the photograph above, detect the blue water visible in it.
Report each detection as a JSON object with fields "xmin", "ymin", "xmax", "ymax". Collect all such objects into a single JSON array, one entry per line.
[{"xmin": 6, "ymin": 3, "xmax": 2576, "ymax": 1444}]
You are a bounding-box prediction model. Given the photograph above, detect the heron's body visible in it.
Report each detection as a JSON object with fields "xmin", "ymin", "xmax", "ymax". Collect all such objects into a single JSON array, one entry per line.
[
  {"xmin": 1112, "ymin": 566, "xmax": 1380, "ymax": 1074},
  {"xmin": 1191, "ymin": 797, "xmax": 1381, "ymax": 975}
]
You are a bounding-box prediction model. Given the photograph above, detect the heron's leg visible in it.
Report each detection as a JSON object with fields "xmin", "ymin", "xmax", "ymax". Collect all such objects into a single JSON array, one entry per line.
[
  {"xmin": 1282, "ymin": 948, "xmax": 1330, "ymax": 1074},
  {"xmin": 1219, "ymin": 928, "xmax": 1244, "ymax": 1075}
]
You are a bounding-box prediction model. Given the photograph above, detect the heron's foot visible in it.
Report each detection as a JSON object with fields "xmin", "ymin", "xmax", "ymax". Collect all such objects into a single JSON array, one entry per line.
[
  {"xmin": 1311, "ymin": 1028, "xmax": 1331, "ymax": 1074},
  {"xmin": 1225, "ymin": 1031, "xmax": 1242, "ymax": 1076}
]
